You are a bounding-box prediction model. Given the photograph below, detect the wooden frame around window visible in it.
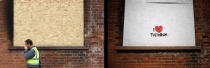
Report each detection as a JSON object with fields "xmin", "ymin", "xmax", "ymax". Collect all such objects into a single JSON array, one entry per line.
[{"xmin": 8, "ymin": 0, "xmax": 88, "ymax": 50}]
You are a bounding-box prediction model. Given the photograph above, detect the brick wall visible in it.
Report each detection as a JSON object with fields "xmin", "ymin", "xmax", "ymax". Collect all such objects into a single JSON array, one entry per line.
[
  {"xmin": 108, "ymin": 0, "xmax": 210, "ymax": 68},
  {"xmin": 0, "ymin": 0, "xmax": 104, "ymax": 68}
]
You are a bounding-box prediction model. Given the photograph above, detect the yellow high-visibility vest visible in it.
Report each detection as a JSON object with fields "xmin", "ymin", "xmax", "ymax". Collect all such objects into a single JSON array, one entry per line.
[{"xmin": 27, "ymin": 47, "xmax": 39, "ymax": 65}]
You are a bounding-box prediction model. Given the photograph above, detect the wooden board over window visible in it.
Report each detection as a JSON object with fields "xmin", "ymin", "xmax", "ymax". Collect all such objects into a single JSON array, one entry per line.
[
  {"xmin": 14, "ymin": 0, "xmax": 84, "ymax": 46},
  {"xmin": 123, "ymin": 0, "xmax": 195, "ymax": 46}
]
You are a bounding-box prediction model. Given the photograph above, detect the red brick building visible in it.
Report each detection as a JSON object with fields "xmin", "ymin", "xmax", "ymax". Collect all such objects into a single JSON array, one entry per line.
[
  {"xmin": 108, "ymin": 0, "xmax": 210, "ymax": 68},
  {"xmin": 0, "ymin": 0, "xmax": 104, "ymax": 68}
]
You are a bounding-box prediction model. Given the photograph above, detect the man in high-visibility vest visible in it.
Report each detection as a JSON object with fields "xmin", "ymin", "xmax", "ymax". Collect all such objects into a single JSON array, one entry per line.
[{"xmin": 24, "ymin": 39, "xmax": 41, "ymax": 68}]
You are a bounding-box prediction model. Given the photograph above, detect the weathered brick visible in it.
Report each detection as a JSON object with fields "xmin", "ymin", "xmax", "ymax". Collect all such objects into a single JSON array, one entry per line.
[
  {"xmin": 0, "ymin": 0, "xmax": 104, "ymax": 68},
  {"xmin": 108, "ymin": 0, "xmax": 210, "ymax": 68}
]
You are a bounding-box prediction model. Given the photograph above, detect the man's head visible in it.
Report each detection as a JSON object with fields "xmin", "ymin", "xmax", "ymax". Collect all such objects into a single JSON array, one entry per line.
[{"xmin": 25, "ymin": 39, "xmax": 33, "ymax": 49}]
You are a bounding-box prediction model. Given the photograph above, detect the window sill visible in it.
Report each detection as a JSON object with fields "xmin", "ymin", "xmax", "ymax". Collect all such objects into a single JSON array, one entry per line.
[
  {"xmin": 115, "ymin": 46, "xmax": 201, "ymax": 51},
  {"xmin": 9, "ymin": 46, "xmax": 89, "ymax": 50}
]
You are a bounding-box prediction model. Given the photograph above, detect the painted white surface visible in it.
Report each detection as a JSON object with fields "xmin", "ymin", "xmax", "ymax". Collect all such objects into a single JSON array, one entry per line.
[{"xmin": 123, "ymin": 0, "xmax": 195, "ymax": 46}]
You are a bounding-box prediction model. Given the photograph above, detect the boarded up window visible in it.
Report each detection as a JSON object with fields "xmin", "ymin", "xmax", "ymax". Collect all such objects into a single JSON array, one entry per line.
[
  {"xmin": 14, "ymin": 0, "xmax": 84, "ymax": 46},
  {"xmin": 123, "ymin": 0, "xmax": 195, "ymax": 46}
]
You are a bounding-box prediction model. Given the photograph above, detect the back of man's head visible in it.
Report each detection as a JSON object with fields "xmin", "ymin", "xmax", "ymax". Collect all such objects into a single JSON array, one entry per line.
[{"xmin": 25, "ymin": 39, "xmax": 33, "ymax": 46}]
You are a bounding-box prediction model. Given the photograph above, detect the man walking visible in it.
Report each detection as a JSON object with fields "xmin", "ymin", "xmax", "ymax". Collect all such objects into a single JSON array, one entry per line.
[{"xmin": 24, "ymin": 39, "xmax": 41, "ymax": 68}]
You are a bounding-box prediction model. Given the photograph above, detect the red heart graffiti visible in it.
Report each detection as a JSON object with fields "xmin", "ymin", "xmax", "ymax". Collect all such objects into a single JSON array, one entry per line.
[{"xmin": 155, "ymin": 25, "xmax": 163, "ymax": 33}]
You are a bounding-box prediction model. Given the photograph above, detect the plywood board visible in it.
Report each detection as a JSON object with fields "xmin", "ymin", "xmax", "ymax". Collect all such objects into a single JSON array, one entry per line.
[{"xmin": 14, "ymin": 0, "xmax": 84, "ymax": 46}]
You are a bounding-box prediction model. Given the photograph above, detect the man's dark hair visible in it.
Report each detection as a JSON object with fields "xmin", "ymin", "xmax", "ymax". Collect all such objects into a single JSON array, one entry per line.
[{"xmin": 25, "ymin": 39, "xmax": 33, "ymax": 46}]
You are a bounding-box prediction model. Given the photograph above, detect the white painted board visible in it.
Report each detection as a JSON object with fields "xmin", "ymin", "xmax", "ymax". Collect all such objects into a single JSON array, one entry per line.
[{"xmin": 123, "ymin": 0, "xmax": 195, "ymax": 46}]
